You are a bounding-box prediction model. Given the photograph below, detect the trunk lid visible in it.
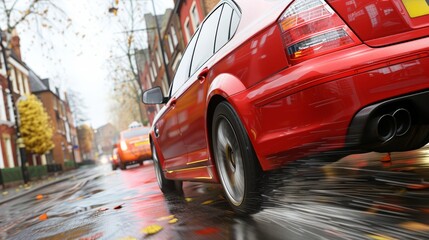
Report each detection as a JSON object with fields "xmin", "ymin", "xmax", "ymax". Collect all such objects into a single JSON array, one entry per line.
[{"xmin": 327, "ymin": 0, "xmax": 429, "ymax": 47}]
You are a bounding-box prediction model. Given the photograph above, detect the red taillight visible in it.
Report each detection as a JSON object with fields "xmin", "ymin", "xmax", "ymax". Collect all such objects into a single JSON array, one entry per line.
[
  {"xmin": 120, "ymin": 141, "xmax": 128, "ymax": 151},
  {"xmin": 278, "ymin": 0, "xmax": 360, "ymax": 63}
]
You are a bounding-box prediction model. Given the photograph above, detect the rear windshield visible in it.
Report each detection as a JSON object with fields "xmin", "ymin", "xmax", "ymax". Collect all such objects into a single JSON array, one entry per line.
[{"xmin": 122, "ymin": 128, "xmax": 150, "ymax": 139}]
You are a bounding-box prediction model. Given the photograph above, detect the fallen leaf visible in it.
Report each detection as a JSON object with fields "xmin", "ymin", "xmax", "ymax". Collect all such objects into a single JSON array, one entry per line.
[
  {"xmin": 114, "ymin": 204, "xmax": 124, "ymax": 210},
  {"xmin": 168, "ymin": 218, "xmax": 178, "ymax": 224},
  {"xmin": 141, "ymin": 224, "xmax": 163, "ymax": 235},
  {"xmin": 117, "ymin": 237, "xmax": 137, "ymax": 240},
  {"xmin": 400, "ymin": 221, "xmax": 429, "ymax": 231},
  {"xmin": 39, "ymin": 213, "xmax": 48, "ymax": 221},
  {"xmin": 367, "ymin": 234, "xmax": 396, "ymax": 240},
  {"xmin": 36, "ymin": 194, "xmax": 44, "ymax": 200},
  {"xmin": 2, "ymin": 191, "xmax": 8, "ymax": 196},
  {"xmin": 156, "ymin": 215, "xmax": 174, "ymax": 221},
  {"xmin": 195, "ymin": 227, "xmax": 219, "ymax": 235},
  {"xmin": 185, "ymin": 198, "xmax": 193, "ymax": 202},
  {"xmin": 202, "ymin": 200, "xmax": 213, "ymax": 205},
  {"xmin": 98, "ymin": 208, "xmax": 109, "ymax": 211}
]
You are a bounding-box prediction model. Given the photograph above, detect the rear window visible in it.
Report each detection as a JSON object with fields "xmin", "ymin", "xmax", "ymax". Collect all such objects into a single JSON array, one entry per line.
[{"xmin": 122, "ymin": 128, "xmax": 150, "ymax": 139}]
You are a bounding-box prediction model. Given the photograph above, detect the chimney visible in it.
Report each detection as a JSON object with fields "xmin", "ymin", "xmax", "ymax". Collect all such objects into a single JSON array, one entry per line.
[{"xmin": 9, "ymin": 29, "xmax": 21, "ymax": 60}]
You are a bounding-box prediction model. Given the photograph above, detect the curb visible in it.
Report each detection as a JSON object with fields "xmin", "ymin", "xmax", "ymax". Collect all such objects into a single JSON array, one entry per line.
[{"xmin": 0, "ymin": 174, "xmax": 76, "ymax": 205}]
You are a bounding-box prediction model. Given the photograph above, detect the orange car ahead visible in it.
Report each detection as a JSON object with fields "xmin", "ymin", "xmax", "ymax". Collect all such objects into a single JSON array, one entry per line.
[{"xmin": 117, "ymin": 127, "xmax": 152, "ymax": 170}]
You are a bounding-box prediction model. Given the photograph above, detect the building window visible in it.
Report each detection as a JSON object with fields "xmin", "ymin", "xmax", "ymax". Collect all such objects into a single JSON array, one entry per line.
[
  {"xmin": 0, "ymin": 139, "xmax": 4, "ymax": 169},
  {"xmin": 164, "ymin": 51, "xmax": 169, "ymax": 64},
  {"xmin": 18, "ymin": 72, "xmax": 25, "ymax": 95},
  {"xmin": 190, "ymin": 1, "xmax": 200, "ymax": 31},
  {"xmin": 151, "ymin": 62, "xmax": 157, "ymax": 80},
  {"xmin": 6, "ymin": 90, "xmax": 14, "ymax": 123},
  {"xmin": 150, "ymin": 66, "xmax": 155, "ymax": 83},
  {"xmin": 167, "ymin": 35, "xmax": 174, "ymax": 55},
  {"xmin": 24, "ymin": 76, "xmax": 30, "ymax": 94},
  {"xmin": 184, "ymin": 18, "xmax": 192, "ymax": 43},
  {"xmin": 155, "ymin": 50, "xmax": 161, "ymax": 68},
  {"xmin": 157, "ymin": 47, "xmax": 163, "ymax": 69},
  {"xmin": 172, "ymin": 52, "xmax": 182, "ymax": 72},
  {"xmin": 0, "ymin": 87, "xmax": 6, "ymax": 121},
  {"xmin": 11, "ymin": 68, "xmax": 18, "ymax": 93},
  {"xmin": 4, "ymin": 135, "xmax": 14, "ymax": 168},
  {"xmin": 171, "ymin": 26, "xmax": 178, "ymax": 46}
]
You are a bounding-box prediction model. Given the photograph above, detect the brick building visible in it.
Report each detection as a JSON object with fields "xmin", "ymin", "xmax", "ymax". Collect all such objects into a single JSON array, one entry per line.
[
  {"xmin": 136, "ymin": 0, "xmax": 219, "ymax": 125},
  {"xmin": 0, "ymin": 32, "xmax": 32, "ymax": 170},
  {"xmin": 29, "ymin": 74, "xmax": 77, "ymax": 168}
]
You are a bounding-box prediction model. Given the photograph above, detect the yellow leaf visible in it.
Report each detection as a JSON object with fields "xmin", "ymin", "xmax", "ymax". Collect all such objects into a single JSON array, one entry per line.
[
  {"xmin": 141, "ymin": 224, "xmax": 163, "ymax": 235},
  {"xmin": 2, "ymin": 191, "xmax": 8, "ymax": 196},
  {"xmin": 400, "ymin": 221, "xmax": 429, "ymax": 231},
  {"xmin": 168, "ymin": 218, "xmax": 178, "ymax": 224},
  {"xmin": 367, "ymin": 234, "xmax": 396, "ymax": 240},
  {"xmin": 156, "ymin": 215, "xmax": 174, "ymax": 221},
  {"xmin": 185, "ymin": 197, "xmax": 193, "ymax": 202},
  {"xmin": 202, "ymin": 200, "xmax": 213, "ymax": 205},
  {"xmin": 117, "ymin": 237, "xmax": 137, "ymax": 240}
]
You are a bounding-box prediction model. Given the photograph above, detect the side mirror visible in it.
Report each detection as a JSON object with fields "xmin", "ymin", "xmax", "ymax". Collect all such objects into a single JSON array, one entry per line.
[{"xmin": 142, "ymin": 87, "xmax": 167, "ymax": 104}]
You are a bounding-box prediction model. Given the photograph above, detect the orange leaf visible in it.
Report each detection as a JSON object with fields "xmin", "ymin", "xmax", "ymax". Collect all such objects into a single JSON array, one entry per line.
[
  {"xmin": 39, "ymin": 213, "xmax": 48, "ymax": 221},
  {"xmin": 36, "ymin": 194, "xmax": 43, "ymax": 200}
]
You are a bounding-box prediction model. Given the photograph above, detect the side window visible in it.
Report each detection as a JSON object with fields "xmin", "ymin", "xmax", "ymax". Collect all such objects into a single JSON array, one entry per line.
[
  {"xmin": 190, "ymin": 6, "xmax": 223, "ymax": 75},
  {"xmin": 230, "ymin": 9, "xmax": 240, "ymax": 37},
  {"xmin": 215, "ymin": 4, "xmax": 233, "ymax": 52},
  {"xmin": 170, "ymin": 29, "xmax": 200, "ymax": 96}
]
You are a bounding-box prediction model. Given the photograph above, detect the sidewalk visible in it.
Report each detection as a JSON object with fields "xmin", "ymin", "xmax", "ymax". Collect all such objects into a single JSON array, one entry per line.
[{"xmin": 0, "ymin": 169, "xmax": 79, "ymax": 205}]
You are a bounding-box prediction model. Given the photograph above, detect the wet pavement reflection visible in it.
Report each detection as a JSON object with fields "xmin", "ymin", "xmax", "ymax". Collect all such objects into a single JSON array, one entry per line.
[{"xmin": 1, "ymin": 146, "xmax": 429, "ymax": 239}]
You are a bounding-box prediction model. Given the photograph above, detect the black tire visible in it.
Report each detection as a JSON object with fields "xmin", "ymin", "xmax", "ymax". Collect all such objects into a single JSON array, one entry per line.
[
  {"xmin": 112, "ymin": 164, "xmax": 118, "ymax": 171},
  {"xmin": 139, "ymin": 161, "xmax": 144, "ymax": 166},
  {"xmin": 152, "ymin": 144, "xmax": 182, "ymax": 194},
  {"xmin": 119, "ymin": 160, "xmax": 126, "ymax": 170},
  {"xmin": 212, "ymin": 101, "xmax": 263, "ymax": 215}
]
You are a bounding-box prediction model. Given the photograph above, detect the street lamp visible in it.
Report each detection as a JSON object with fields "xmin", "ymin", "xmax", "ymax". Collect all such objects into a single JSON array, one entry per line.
[{"xmin": 0, "ymin": 29, "xmax": 29, "ymax": 184}]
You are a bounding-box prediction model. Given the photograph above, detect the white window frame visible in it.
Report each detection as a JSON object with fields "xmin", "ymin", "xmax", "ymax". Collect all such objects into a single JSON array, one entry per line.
[
  {"xmin": 155, "ymin": 50, "xmax": 161, "ymax": 68},
  {"xmin": 24, "ymin": 76, "xmax": 30, "ymax": 94},
  {"xmin": 172, "ymin": 52, "xmax": 183, "ymax": 72},
  {"xmin": 10, "ymin": 67, "xmax": 18, "ymax": 93},
  {"xmin": 184, "ymin": 17, "xmax": 192, "ymax": 43},
  {"xmin": 167, "ymin": 35, "xmax": 174, "ymax": 55},
  {"xmin": 0, "ymin": 86, "xmax": 6, "ymax": 121},
  {"xmin": 0, "ymin": 139, "xmax": 4, "ymax": 169},
  {"xmin": 18, "ymin": 71, "xmax": 25, "ymax": 95},
  {"xmin": 171, "ymin": 26, "xmax": 178, "ymax": 46},
  {"xmin": 4, "ymin": 135, "xmax": 14, "ymax": 168},
  {"xmin": 189, "ymin": 1, "xmax": 200, "ymax": 32},
  {"xmin": 6, "ymin": 90, "xmax": 15, "ymax": 123}
]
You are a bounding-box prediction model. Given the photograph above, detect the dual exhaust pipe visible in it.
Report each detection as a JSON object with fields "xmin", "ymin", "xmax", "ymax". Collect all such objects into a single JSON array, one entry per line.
[{"xmin": 373, "ymin": 108, "xmax": 412, "ymax": 143}]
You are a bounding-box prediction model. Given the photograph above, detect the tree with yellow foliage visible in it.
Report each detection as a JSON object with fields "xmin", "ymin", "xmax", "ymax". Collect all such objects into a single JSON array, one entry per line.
[{"xmin": 17, "ymin": 95, "xmax": 54, "ymax": 154}]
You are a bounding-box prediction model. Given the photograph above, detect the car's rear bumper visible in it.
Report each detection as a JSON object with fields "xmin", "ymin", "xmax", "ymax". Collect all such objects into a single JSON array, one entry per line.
[
  {"xmin": 230, "ymin": 37, "xmax": 429, "ymax": 170},
  {"xmin": 119, "ymin": 146, "xmax": 152, "ymax": 163}
]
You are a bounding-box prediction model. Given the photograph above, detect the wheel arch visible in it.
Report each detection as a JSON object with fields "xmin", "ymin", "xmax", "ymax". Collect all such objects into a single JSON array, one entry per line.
[{"xmin": 206, "ymin": 73, "xmax": 263, "ymax": 173}]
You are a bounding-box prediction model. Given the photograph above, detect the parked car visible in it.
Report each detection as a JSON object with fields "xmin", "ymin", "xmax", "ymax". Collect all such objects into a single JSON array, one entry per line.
[
  {"xmin": 143, "ymin": 0, "xmax": 429, "ymax": 214},
  {"xmin": 117, "ymin": 126, "xmax": 152, "ymax": 170}
]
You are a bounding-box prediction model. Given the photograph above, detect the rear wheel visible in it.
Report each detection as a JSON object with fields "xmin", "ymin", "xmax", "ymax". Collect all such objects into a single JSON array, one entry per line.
[
  {"xmin": 119, "ymin": 159, "xmax": 126, "ymax": 170},
  {"xmin": 152, "ymin": 144, "xmax": 182, "ymax": 194},
  {"xmin": 111, "ymin": 163, "xmax": 117, "ymax": 171},
  {"xmin": 212, "ymin": 102, "xmax": 263, "ymax": 214}
]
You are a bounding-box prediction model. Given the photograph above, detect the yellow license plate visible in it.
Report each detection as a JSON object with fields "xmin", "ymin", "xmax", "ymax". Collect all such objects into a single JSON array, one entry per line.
[
  {"xmin": 134, "ymin": 142, "xmax": 145, "ymax": 147},
  {"xmin": 402, "ymin": 0, "xmax": 429, "ymax": 18}
]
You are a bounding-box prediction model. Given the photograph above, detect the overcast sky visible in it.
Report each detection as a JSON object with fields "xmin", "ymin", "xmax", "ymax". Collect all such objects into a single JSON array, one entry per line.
[{"xmin": 18, "ymin": 0, "xmax": 173, "ymax": 128}]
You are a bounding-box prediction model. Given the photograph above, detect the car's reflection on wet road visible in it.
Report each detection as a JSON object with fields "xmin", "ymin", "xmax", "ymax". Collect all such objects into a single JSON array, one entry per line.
[{"xmin": 1, "ymin": 146, "xmax": 429, "ymax": 240}]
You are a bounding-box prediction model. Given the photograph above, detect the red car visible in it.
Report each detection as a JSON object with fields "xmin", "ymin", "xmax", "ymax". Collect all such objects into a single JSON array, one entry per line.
[{"xmin": 143, "ymin": 0, "xmax": 429, "ymax": 214}]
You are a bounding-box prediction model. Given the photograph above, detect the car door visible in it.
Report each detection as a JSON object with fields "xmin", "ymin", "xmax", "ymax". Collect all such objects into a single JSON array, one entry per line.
[
  {"xmin": 173, "ymin": 5, "xmax": 224, "ymax": 167},
  {"xmin": 155, "ymin": 29, "xmax": 200, "ymax": 170}
]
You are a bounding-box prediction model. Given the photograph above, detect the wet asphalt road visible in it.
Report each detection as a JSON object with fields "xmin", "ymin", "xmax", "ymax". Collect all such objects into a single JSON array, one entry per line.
[{"xmin": 1, "ymin": 146, "xmax": 429, "ymax": 240}]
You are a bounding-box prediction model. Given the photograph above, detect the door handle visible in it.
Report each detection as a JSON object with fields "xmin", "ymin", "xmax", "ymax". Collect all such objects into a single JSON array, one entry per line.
[{"xmin": 198, "ymin": 67, "xmax": 210, "ymax": 84}]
